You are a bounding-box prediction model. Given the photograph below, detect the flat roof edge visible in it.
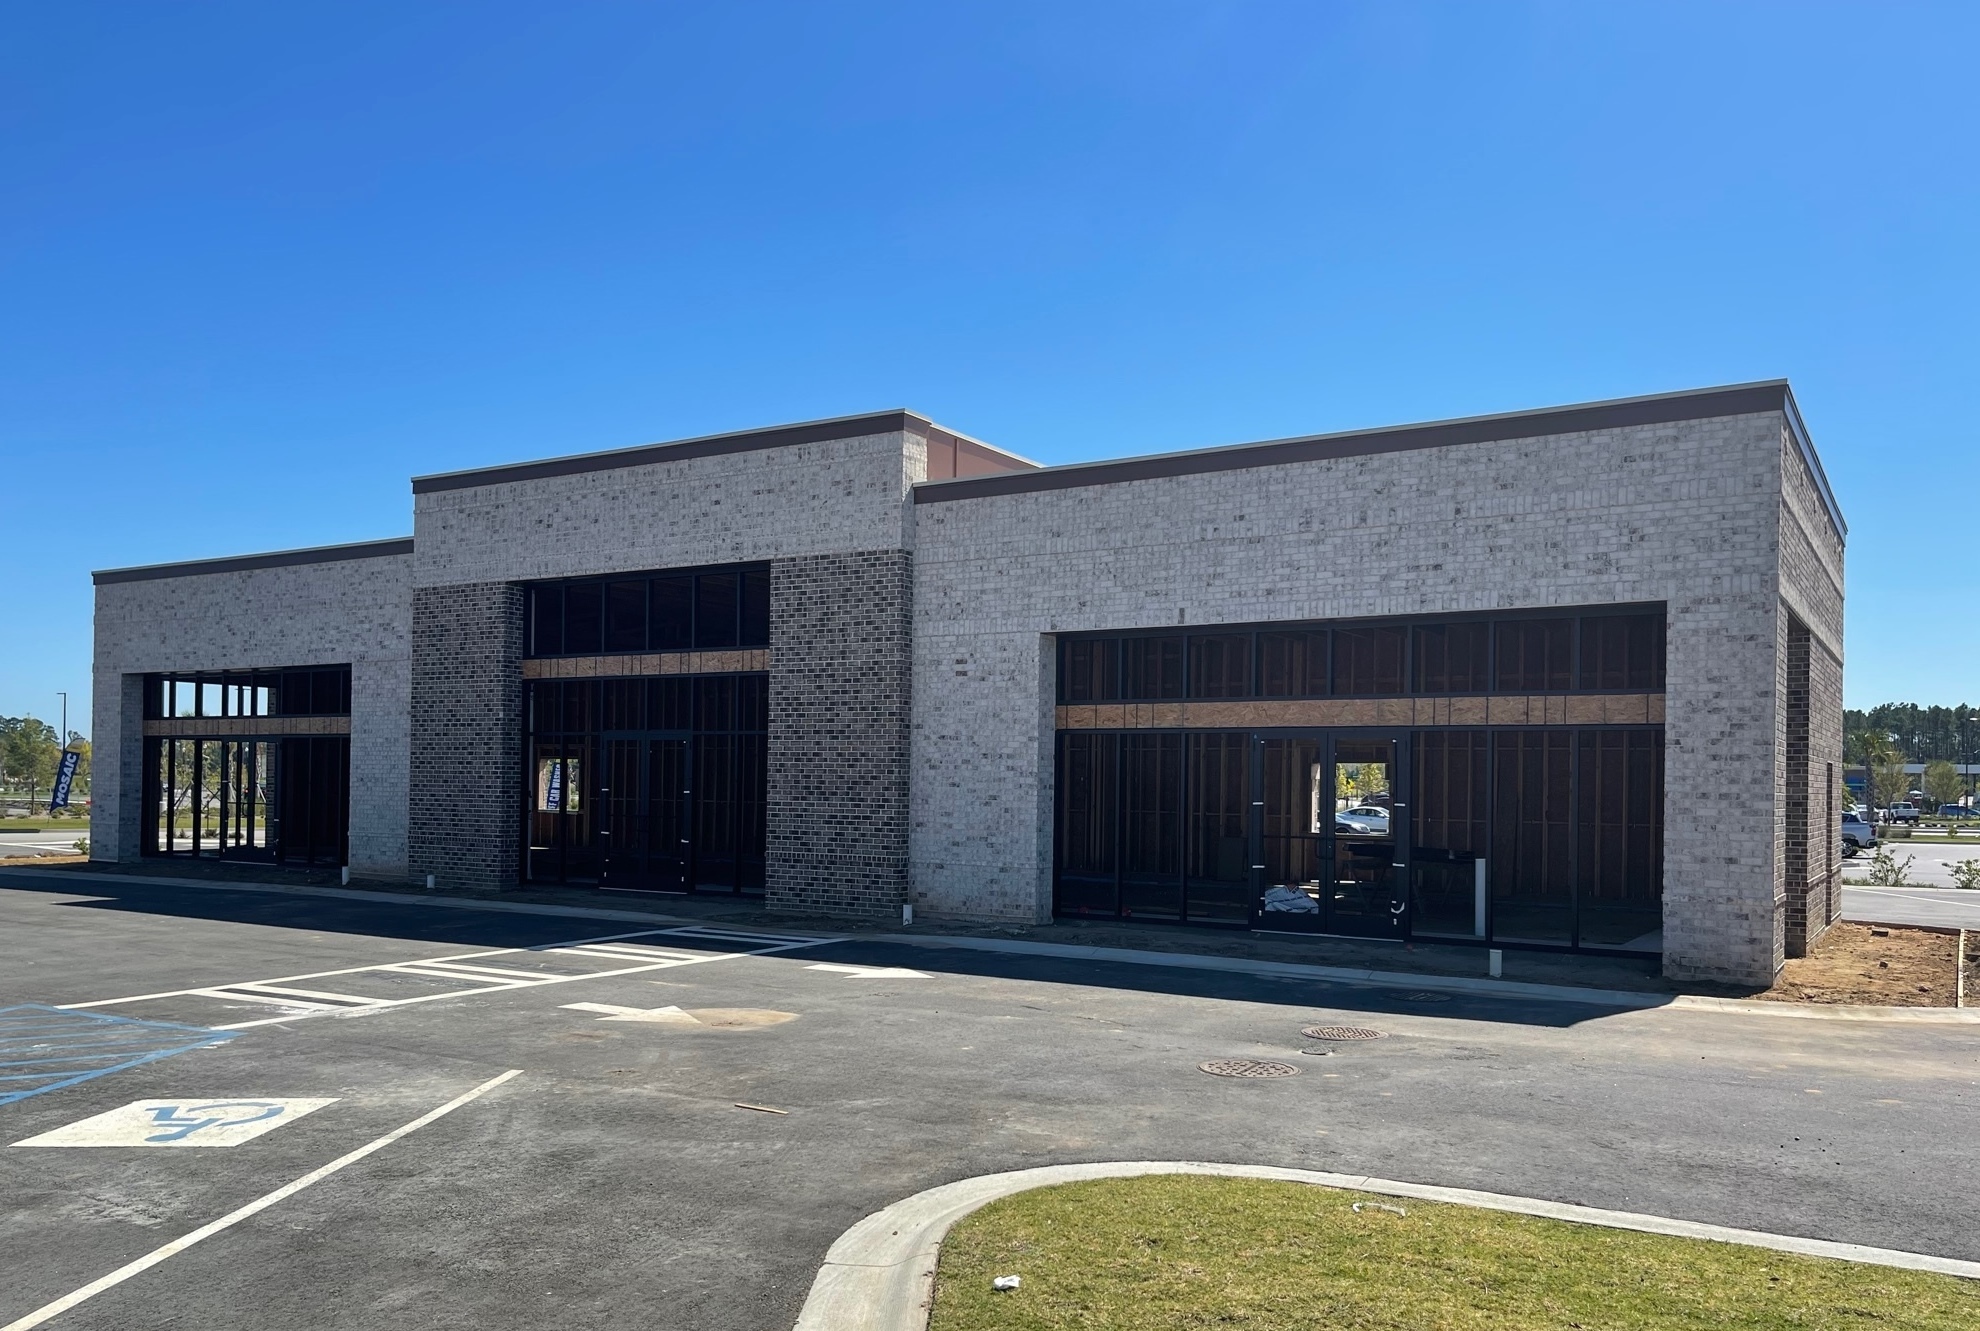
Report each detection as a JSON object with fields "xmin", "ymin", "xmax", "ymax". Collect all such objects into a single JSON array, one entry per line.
[
  {"xmin": 1780, "ymin": 386, "xmax": 1846, "ymax": 540},
  {"xmin": 411, "ymin": 409, "xmax": 1035, "ymax": 495},
  {"xmin": 913, "ymin": 381, "xmax": 1800, "ymax": 505},
  {"xmin": 93, "ymin": 537, "xmax": 415, "ymax": 586}
]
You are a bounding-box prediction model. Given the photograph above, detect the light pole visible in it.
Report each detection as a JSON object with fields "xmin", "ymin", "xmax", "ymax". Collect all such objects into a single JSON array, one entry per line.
[
  {"xmin": 1956, "ymin": 713, "xmax": 1972, "ymax": 804},
  {"xmin": 57, "ymin": 693, "xmax": 67, "ymax": 751}
]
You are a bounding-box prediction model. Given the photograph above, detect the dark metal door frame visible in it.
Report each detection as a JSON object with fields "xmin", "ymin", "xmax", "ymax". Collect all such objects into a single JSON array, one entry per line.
[
  {"xmin": 597, "ymin": 728, "xmax": 691, "ymax": 894},
  {"xmin": 1248, "ymin": 727, "xmax": 1411, "ymax": 940}
]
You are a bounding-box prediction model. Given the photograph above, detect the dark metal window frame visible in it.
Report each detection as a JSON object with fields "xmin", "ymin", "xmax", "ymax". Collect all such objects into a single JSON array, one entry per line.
[
  {"xmin": 524, "ymin": 563, "xmax": 771, "ymax": 658},
  {"xmin": 141, "ymin": 733, "xmax": 349, "ymax": 865},
  {"xmin": 1056, "ymin": 603, "xmax": 1667, "ymax": 703},
  {"xmin": 142, "ymin": 666, "xmax": 352, "ymax": 719}
]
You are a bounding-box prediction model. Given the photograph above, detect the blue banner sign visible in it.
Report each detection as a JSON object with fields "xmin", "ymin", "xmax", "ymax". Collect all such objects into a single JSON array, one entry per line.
[{"xmin": 49, "ymin": 749, "xmax": 82, "ymax": 811}]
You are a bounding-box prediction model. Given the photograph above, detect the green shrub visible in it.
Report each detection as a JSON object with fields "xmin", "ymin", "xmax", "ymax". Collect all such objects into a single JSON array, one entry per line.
[
  {"xmin": 1864, "ymin": 846, "xmax": 1914, "ymax": 887},
  {"xmin": 1952, "ymin": 859, "xmax": 1980, "ymax": 891}
]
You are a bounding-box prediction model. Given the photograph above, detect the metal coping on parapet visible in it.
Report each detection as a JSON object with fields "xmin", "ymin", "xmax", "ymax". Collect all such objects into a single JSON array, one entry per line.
[
  {"xmin": 409, "ymin": 409, "xmax": 1040, "ymax": 494},
  {"xmin": 92, "ymin": 538, "xmax": 417, "ymax": 586},
  {"xmin": 911, "ymin": 380, "xmax": 1848, "ymax": 543}
]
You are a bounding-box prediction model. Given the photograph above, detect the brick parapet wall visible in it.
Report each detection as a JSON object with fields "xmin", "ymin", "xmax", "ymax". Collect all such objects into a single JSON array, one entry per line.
[
  {"xmin": 408, "ymin": 582, "xmax": 523, "ymax": 890},
  {"xmin": 765, "ymin": 550, "xmax": 913, "ymax": 918},
  {"xmin": 411, "ymin": 431, "xmax": 918, "ymax": 589}
]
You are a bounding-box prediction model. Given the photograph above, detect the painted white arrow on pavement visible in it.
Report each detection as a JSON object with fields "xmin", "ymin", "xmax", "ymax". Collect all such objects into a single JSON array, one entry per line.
[
  {"xmin": 561, "ymin": 1002, "xmax": 703, "ymax": 1024},
  {"xmin": 804, "ymin": 963, "xmax": 930, "ymax": 979}
]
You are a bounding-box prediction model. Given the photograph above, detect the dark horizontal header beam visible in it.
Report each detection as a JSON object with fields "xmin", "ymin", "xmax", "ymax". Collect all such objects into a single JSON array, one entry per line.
[{"xmin": 94, "ymin": 538, "xmax": 415, "ymax": 586}]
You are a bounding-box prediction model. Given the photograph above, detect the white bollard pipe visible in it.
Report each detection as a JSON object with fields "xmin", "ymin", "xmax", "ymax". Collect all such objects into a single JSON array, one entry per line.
[
  {"xmin": 902, "ymin": 903, "xmax": 914, "ymax": 925},
  {"xmin": 1473, "ymin": 858, "xmax": 1487, "ymax": 939},
  {"xmin": 340, "ymin": 866, "xmax": 350, "ymax": 886},
  {"xmin": 1488, "ymin": 948, "xmax": 1503, "ymax": 979},
  {"xmin": 425, "ymin": 874, "xmax": 435, "ymax": 891}
]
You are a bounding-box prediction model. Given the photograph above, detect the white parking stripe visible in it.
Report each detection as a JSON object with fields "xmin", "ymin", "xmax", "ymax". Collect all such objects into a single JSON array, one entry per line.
[
  {"xmin": 562, "ymin": 944, "xmax": 705, "ymax": 962},
  {"xmin": 225, "ymin": 984, "xmax": 388, "ymax": 1006},
  {"xmin": 386, "ymin": 962, "xmax": 545, "ymax": 984},
  {"xmin": 0, "ymin": 1071, "xmax": 523, "ymax": 1331},
  {"xmin": 61, "ymin": 926, "xmax": 844, "ymax": 1031},
  {"xmin": 188, "ymin": 989, "xmax": 347, "ymax": 1012}
]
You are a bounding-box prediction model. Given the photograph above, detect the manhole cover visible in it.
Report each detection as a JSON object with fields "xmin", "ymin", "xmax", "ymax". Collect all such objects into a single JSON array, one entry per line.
[
  {"xmin": 1301, "ymin": 1025, "xmax": 1386, "ymax": 1042},
  {"xmin": 1403, "ymin": 992, "xmax": 1451, "ymax": 1003},
  {"xmin": 1199, "ymin": 1058, "xmax": 1301, "ymax": 1079}
]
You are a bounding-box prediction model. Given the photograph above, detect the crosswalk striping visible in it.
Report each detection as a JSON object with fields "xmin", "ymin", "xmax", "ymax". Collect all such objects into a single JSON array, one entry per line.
[{"xmin": 59, "ymin": 926, "xmax": 843, "ymax": 1031}]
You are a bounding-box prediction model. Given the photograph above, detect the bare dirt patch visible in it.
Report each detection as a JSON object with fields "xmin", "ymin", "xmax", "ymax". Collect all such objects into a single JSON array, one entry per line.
[{"xmin": 1759, "ymin": 921, "xmax": 1961, "ymax": 1006}]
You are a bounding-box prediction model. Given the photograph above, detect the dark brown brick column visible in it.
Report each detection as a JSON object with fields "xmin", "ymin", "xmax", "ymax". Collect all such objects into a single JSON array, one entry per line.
[
  {"xmin": 1782, "ymin": 617, "xmax": 1814, "ymax": 955},
  {"xmin": 408, "ymin": 582, "xmax": 524, "ymax": 890},
  {"xmin": 765, "ymin": 550, "xmax": 912, "ymax": 918}
]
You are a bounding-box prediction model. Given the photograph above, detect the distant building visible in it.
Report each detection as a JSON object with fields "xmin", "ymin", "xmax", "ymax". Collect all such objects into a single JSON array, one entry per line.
[{"xmin": 92, "ymin": 381, "xmax": 1844, "ymax": 986}]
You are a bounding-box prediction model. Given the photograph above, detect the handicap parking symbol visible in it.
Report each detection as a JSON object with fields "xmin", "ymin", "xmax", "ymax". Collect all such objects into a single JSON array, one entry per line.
[
  {"xmin": 12, "ymin": 1097, "xmax": 338, "ymax": 1148},
  {"xmin": 141, "ymin": 1101, "xmax": 289, "ymax": 1142}
]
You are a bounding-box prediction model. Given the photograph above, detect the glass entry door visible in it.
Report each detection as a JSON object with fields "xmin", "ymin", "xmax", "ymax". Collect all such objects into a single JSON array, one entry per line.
[{"xmin": 1256, "ymin": 733, "xmax": 1408, "ymax": 938}]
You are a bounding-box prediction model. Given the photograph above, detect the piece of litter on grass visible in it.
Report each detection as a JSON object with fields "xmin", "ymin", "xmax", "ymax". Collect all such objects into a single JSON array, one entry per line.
[
  {"xmin": 992, "ymin": 1275, "xmax": 1022, "ymax": 1291},
  {"xmin": 734, "ymin": 1102, "xmax": 789, "ymax": 1115},
  {"xmin": 1351, "ymin": 1202, "xmax": 1406, "ymax": 1216}
]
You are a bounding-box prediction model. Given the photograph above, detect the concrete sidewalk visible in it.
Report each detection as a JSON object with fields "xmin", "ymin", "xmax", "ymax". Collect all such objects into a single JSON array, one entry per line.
[{"xmin": 7, "ymin": 863, "xmax": 1975, "ymax": 1022}]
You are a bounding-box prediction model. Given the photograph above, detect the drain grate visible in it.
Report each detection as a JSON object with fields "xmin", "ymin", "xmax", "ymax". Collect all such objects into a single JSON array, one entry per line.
[
  {"xmin": 1402, "ymin": 992, "xmax": 1451, "ymax": 1003},
  {"xmin": 1199, "ymin": 1058, "xmax": 1301, "ymax": 1079},
  {"xmin": 1301, "ymin": 1025, "xmax": 1386, "ymax": 1042}
]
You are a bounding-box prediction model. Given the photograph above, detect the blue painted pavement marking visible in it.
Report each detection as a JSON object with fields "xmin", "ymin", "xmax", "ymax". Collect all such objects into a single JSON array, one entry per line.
[{"xmin": 0, "ymin": 1005, "xmax": 234, "ymax": 1108}]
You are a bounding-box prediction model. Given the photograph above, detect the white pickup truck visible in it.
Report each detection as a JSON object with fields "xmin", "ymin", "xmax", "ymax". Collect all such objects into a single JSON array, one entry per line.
[{"xmin": 1883, "ymin": 802, "xmax": 1923, "ymax": 825}]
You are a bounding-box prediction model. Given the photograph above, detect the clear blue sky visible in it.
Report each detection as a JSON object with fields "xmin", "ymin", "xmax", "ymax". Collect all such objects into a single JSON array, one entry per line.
[{"xmin": 3, "ymin": 2, "xmax": 1974, "ymax": 735}]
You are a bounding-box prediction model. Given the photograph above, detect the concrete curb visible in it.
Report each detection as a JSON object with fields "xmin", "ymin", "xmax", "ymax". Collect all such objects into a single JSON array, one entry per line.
[
  {"xmin": 872, "ymin": 933, "xmax": 1980, "ymax": 1023},
  {"xmin": 791, "ymin": 1161, "xmax": 1980, "ymax": 1331},
  {"xmin": 8, "ymin": 868, "xmax": 1976, "ymax": 1022}
]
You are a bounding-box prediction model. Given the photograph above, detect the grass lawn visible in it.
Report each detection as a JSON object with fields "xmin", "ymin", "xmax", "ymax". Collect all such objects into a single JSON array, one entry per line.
[
  {"xmin": 0, "ymin": 818, "xmax": 91, "ymax": 833},
  {"xmin": 930, "ymin": 1176, "xmax": 1976, "ymax": 1330}
]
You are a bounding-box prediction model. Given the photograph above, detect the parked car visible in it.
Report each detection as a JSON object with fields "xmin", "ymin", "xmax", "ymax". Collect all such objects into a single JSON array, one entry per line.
[
  {"xmin": 1939, "ymin": 804, "xmax": 1978, "ymax": 819},
  {"xmin": 1341, "ymin": 805, "xmax": 1391, "ymax": 834},
  {"xmin": 1884, "ymin": 802, "xmax": 1923, "ymax": 824},
  {"xmin": 1334, "ymin": 815, "xmax": 1375, "ymax": 835},
  {"xmin": 1841, "ymin": 811, "xmax": 1878, "ymax": 853}
]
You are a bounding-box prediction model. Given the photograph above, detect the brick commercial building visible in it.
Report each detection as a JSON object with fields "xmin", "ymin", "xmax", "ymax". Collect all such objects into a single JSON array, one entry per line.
[{"xmin": 91, "ymin": 381, "xmax": 1845, "ymax": 986}]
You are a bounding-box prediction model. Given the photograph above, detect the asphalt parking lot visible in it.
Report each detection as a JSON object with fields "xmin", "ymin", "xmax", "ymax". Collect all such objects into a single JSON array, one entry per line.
[
  {"xmin": 3, "ymin": 871, "xmax": 1977, "ymax": 1331},
  {"xmin": 1849, "ymin": 836, "xmax": 1980, "ymax": 888},
  {"xmin": 0, "ymin": 830, "xmax": 89, "ymax": 860}
]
